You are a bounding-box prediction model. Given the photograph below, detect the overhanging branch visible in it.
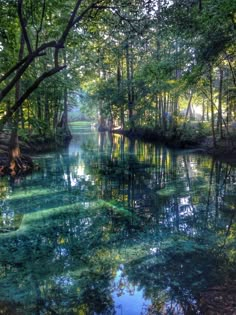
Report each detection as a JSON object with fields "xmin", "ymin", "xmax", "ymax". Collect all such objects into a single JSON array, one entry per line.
[
  {"xmin": 0, "ymin": 41, "xmax": 57, "ymax": 102},
  {"xmin": 0, "ymin": 65, "xmax": 66, "ymax": 129}
]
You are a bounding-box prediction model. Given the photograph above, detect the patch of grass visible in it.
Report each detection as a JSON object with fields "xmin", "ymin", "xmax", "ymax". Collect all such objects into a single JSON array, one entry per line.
[{"xmin": 69, "ymin": 121, "xmax": 93, "ymax": 127}]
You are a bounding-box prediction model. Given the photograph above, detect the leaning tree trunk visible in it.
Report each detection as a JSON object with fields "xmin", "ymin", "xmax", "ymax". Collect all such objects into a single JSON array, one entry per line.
[
  {"xmin": 8, "ymin": 32, "xmax": 34, "ymax": 174},
  {"xmin": 8, "ymin": 33, "xmax": 23, "ymax": 173},
  {"xmin": 185, "ymin": 91, "xmax": 193, "ymax": 121}
]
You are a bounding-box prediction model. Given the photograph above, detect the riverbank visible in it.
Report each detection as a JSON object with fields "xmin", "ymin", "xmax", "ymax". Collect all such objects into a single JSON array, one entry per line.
[
  {"xmin": 1, "ymin": 124, "xmax": 236, "ymax": 176},
  {"xmin": 112, "ymin": 127, "xmax": 236, "ymax": 163},
  {"xmin": 0, "ymin": 130, "xmax": 72, "ymax": 176}
]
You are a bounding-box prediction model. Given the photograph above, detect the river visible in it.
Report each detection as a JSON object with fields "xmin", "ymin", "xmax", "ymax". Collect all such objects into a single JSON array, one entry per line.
[{"xmin": 0, "ymin": 124, "xmax": 235, "ymax": 314}]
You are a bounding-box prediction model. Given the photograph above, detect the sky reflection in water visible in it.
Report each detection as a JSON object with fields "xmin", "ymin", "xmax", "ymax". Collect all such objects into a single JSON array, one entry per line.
[{"xmin": 0, "ymin": 125, "xmax": 235, "ymax": 314}]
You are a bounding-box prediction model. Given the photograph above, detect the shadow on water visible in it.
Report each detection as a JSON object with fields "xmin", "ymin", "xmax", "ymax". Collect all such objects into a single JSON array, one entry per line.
[{"xmin": 0, "ymin": 126, "xmax": 236, "ymax": 314}]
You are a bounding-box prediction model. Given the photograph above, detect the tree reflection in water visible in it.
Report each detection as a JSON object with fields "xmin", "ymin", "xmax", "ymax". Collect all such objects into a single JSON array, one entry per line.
[{"xmin": 0, "ymin": 127, "xmax": 235, "ymax": 314}]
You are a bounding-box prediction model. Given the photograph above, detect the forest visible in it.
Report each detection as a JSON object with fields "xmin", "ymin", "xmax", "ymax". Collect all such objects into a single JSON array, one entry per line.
[
  {"xmin": 0, "ymin": 0, "xmax": 235, "ymax": 174},
  {"xmin": 0, "ymin": 1, "xmax": 236, "ymax": 314}
]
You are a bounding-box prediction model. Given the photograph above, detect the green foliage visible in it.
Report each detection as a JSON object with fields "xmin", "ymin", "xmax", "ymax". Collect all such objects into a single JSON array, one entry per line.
[
  {"xmin": 176, "ymin": 121, "xmax": 211, "ymax": 144},
  {"xmin": 0, "ymin": 0, "xmax": 235, "ymax": 148}
]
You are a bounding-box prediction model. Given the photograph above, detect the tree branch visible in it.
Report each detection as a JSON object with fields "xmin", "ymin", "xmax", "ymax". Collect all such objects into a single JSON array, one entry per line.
[
  {"xmin": 58, "ymin": 0, "xmax": 84, "ymax": 46},
  {"xmin": 0, "ymin": 56, "xmax": 29, "ymax": 84},
  {"xmin": 17, "ymin": 0, "xmax": 32, "ymax": 54},
  {"xmin": 0, "ymin": 0, "xmax": 109, "ymax": 129},
  {"xmin": 35, "ymin": 0, "xmax": 46, "ymax": 49},
  {"xmin": 114, "ymin": 9, "xmax": 142, "ymax": 34},
  {"xmin": 0, "ymin": 66, "xmax": 66, "ymax": 129},
  {"xmin": 54, "ymin": 0, "xmax": 104, "ymax": 66},
  {"xmin": 0, "ymin": 41, "xmax": 57, "ymax": 102},
  {"xmin": 71, "ymin": 0, "xmax": 104, "ymax": 27},
  {"xmin": 0, "ymin": 52, "xmax": 46, "ymax": 84}
]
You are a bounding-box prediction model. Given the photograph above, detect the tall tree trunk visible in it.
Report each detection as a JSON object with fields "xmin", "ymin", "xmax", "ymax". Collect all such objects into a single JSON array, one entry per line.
[
  {"xmin": 20, "ymin": 107, "xmax": 24, "ymax": 129},
  {"xmin": 9, "ymin": 32, "xmax": 24, "ymax": 173},
  {"xmin": 202, "ymin": 98, "xmax": 205, "ymax": 122},
  {"xmin": 159, "ymin": 94, "xmax": 163, "ymax": 128},
  {"xmin": 206, "ymin": 100, "xmax": 209, "ymax": 121},
  {"xmin": 126, "ymin": 41, "xmax": 133, "ymax": 130},
  {"xmin": 58, "ymin": 51, "xmax": 71, "ymax": 141},
  {"xmin": 63, "ymin": 86, "xmax": 68, "ymax": 127},
  {"xmin": 162, "ymin": 92, "xmax": 167, "ymax": 132},
  {"xmin": 226, "ymin": 89, "xmax": 230, "ymax": 133},
  {"xmin": 209, "ymin": 69, "xmax": 216, "ymax": 147},
  {"xmin": 155, "ymin": 94, "xmax": 158, "ymax": 127},
  {"xmin": 37, "ymin": 95, "xmax": 42, "ymax": 119},
  {"xmin": 117, "ymin": 55, "xmax": 124, "ymax": 129},
  {"xmin": 44, "ymin": 92, "xmax": 49, "ymax": 131},
  {"xmin": 63, "ymin": 51, "xmax": 68, "ymax": 129},
  {"xmin": 217, "ymin": 68, "xmax": 223, "ymax": 139}
]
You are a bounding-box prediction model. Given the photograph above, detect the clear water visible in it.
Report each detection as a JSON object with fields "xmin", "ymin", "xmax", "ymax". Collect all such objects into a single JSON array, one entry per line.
[{"xmin": 0, "ymin": 125, "xmax": 236, "ymax": 315}]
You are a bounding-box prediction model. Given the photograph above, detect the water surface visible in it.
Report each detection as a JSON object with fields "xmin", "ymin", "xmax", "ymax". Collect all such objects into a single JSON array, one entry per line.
[{"xmin": 0, "ymin": 126, "xmax": 236, "ymax": 314}]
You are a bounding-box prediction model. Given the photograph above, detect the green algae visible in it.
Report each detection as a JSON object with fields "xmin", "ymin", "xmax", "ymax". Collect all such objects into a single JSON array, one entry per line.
[{"xmin": 0, "ymin": 129, "xmax": 235, "ymax": 314}]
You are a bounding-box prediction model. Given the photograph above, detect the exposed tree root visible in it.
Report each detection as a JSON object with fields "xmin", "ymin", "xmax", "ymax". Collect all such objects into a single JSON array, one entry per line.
[
  {"xmin": 9, "ymin": 154, "xmax": 34, "ymax": 173},
  {"xmin": 0, "ymin": 130, "xmax": 34, "ymax": 176},
  {"xmin": 0, "ymin": 154, "xmax": 34, "ymax": 176}
]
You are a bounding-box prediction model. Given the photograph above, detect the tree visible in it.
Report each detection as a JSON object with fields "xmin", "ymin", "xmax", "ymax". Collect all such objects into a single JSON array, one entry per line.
[
  {"xmin": 0, "ymin": 0, "xmax": 117, "ymax": 172},
  {"xmin": 79, "ymin": 0, "xmax": 235, "ymax": 148},
  {"xmin": 0, "ymin": 0, "xmax": 109, "ymax": 128}
]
